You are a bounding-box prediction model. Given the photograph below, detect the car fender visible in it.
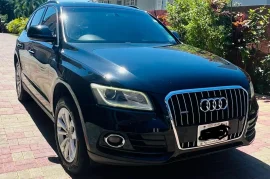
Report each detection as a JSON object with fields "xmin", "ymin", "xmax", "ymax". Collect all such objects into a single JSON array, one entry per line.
[{"xmin": 51, "ymin": 79, "xmax": 91, "ymax": 151}]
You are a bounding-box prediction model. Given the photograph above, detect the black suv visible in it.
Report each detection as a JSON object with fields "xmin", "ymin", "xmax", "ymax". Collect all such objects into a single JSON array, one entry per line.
[{"xmin": 14, "ymin": 0, "xmax": 259, "ymax": 174}]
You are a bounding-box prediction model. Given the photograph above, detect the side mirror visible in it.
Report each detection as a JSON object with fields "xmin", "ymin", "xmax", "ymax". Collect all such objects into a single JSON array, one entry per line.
[
  {"xmin": 171, "ymin": 31, "xmax": 180, "ymax": 41},
  {"xmin": 27, "ymin": 25, "xmax": 56, "ymax": 42}
]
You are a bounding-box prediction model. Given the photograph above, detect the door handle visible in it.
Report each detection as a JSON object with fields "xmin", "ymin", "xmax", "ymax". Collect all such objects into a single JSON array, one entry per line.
[
  {"xmin": 28, "ymin": 49, "xmax": 35, "ymax": 55},
  {"xmin": 17, "ymin": 43, "xmax": 23, "ymax": 48}
]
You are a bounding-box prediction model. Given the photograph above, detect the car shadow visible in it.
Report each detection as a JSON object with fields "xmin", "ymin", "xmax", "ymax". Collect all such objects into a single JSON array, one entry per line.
[
  {"xmin": 76, "ymin": 150, "xmax": 270, "ymax": 179},
  {"xmin": 22, "ymin": 101, "xmax": 270, "ymax": 179},
  {"xmin": 22, "ymin": 101, "xmax": 57, "ymax": 151}
]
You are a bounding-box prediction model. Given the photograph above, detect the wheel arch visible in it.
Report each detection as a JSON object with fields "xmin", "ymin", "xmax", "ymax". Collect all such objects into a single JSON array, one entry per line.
[
  {"xmin": 14, "ymin": 52, "xmax": 20, "ymax": 67},
  {"xmin": 52, "ymin": 83, "xmax": 73, "ymax": 115},
  {"xmin": 51, "ymin": 79, "xmax": 90, "ymax": 150}
]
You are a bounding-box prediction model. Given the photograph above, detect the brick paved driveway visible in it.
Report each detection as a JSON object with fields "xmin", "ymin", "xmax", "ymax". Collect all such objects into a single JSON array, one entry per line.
[{"xmin": 0, "ymin": 33, "xmax": 269, "ymax": 179}]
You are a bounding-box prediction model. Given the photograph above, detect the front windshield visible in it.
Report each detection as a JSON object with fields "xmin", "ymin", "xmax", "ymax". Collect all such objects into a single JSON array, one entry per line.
[{"xmin": 62, "ymin": 7, "xmax": 177, "ymax": 44}]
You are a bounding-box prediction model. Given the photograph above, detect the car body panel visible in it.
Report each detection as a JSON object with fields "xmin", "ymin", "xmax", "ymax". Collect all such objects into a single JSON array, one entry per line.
[
  {"xmin": 17, "ymin": 31, "xmax": 33, "ymax": 84},
  {"xmin": 67, "ymin": 43, "xmax": 250, "ymax": 94},
  {"xmin": 29, "ymin": 41, "xmax": 55, "ymax": 110},
  {"xmin": 14, "ymin": 1, "xmax": 259, "ymax": 166}
]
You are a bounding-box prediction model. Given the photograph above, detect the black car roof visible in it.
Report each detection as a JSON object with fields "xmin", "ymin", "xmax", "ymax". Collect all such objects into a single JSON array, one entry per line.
[{"xmin": 45, "ymin": 0, "xmax": 141, "ymax": 10}]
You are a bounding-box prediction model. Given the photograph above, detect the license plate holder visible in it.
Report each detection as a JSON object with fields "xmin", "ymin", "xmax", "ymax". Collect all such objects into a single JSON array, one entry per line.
[{"xmin": 197, "ymin": 121, "xmax": 229, "ymax": 147}]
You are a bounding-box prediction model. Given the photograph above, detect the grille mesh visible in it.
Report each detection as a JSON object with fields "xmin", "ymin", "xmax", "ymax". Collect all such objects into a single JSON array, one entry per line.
[
  {"xmin": 166, "ymin": 86, "xmax": 249, "ymax": 150},
  {"xmin": 167, "ymin": 88, "xmax": 248, "ymax": 127}
]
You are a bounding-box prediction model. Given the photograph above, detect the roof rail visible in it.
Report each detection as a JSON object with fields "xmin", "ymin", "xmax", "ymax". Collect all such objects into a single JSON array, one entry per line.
[{"xmin": 128, "ymin": 5, "xmax": 139, "ymax": 9}]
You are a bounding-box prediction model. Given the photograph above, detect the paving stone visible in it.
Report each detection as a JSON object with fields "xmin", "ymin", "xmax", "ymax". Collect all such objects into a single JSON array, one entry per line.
[
  {"xmin": 22, "ymin": 151, "xmax": 34, "ymax": 160},
  {"xmin": 0, "ymin": 172, "xmax": 18, "ymax": 179},
  {"xmin": 17, "ymin": 170, "xmax": 30, "ymax": 179},
  {"xmin": 11, "ymin": 153, "xmax": 23, "ymax": 162},
  {"xmin": 28, "ymin": 168, "xmax": 44, "ymax": 178}
]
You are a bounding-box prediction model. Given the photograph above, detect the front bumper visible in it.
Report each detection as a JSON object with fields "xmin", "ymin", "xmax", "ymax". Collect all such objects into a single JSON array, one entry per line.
[
  {"xmin": 88, "ymin": 140, "xmax": 245, "ymax": 166},
  {"xmin": 84, "ymin": 104, "xmax": 258, "ymax": 166}
]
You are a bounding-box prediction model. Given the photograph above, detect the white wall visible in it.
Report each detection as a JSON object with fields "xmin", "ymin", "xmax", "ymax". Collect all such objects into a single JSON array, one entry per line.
[
  {"xmin": 234, "ymin": 0, "xmax": 269, "ymax": 6},
  {"xmin": 153, "ymin": 0, "xmax": 172, "ymax": 10},
  {"xmin": 96, "ymin": 0, "xmax": 170, "ymax": 10},
  {"xmin": 137, "ymin": 0, "xmax": 156, "ymax": 10}
]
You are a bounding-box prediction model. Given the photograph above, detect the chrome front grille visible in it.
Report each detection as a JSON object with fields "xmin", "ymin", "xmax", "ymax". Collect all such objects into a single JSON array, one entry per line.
[
  {"xmin": 167, "ymin": 87, "xmax": 248, "ymax": 127},
  {"xmin": 165, "ymin": 86, "xmax": 249, "ymax": 150}
]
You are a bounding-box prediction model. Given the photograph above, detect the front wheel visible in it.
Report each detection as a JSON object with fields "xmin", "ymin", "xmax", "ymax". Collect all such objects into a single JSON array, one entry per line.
[{"xmin": 54, "ymin": 97, "xmax": 90, "ymax": 175}]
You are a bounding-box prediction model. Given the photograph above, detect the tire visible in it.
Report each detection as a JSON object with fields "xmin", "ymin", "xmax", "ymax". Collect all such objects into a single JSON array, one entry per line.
[
  {"xmin": 15, "ymin": 61, "xmax": 30, "ymax": 102},
  {"xmin": 54, "ymin": 97, "xmax": 90, "ymax": 175}
]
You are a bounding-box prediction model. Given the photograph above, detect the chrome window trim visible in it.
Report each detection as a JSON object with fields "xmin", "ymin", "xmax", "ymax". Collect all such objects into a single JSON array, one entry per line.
[
  {"xmin": 59, "ymin": 7, "xmax": 67, "ymax": 43},
  {"xmin": 165, "ymin": 85, "xmax": 249, "ymax": 150}
]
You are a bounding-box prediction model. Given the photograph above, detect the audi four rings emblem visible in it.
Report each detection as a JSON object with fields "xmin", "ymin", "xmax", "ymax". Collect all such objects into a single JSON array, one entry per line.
[{"xmin": 200, "ymin": 97, "xmax": 228, "ymax": 112}]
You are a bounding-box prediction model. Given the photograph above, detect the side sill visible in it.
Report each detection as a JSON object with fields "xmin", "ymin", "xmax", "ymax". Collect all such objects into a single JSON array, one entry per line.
[{"xmin": 22, "ymin": 83, "xmax": 54, "ymax": 122}]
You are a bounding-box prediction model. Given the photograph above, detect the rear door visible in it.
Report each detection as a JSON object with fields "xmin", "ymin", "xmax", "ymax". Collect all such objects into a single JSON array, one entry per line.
[
  {"xmin": 30, "ymin": 6, "xmax": 59, "ymax": 111},
  {"xmin": 20, "ymin": 7, "xmax": 46, "ymax": 98}
]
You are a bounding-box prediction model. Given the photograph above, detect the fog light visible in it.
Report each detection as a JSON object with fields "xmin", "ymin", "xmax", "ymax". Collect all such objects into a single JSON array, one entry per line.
[{"xmin": 104, "ymin": 134, "xmax": 125, "ymax": 148}]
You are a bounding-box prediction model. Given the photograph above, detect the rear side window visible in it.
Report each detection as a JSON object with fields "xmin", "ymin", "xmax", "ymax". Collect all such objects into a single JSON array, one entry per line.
[
  {"xmin": 30, "ymin": 8, "xmax": 45, "ymax": 27},
  {"xmin": 42, "ymin": 7, "xmax": 57, "ymax": 36}
]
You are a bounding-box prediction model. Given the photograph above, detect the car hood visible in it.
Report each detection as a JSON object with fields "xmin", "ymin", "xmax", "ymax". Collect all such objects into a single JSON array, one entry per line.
[{"xmin": 66, "ymin": 43, "xmax": 250, "ymax": 94}]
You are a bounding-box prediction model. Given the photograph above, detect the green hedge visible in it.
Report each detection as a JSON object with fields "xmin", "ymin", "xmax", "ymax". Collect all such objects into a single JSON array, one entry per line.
[
  {"xmin": 167, "ymin": 0, "xmax": 270, "ymax": 95},
  {"xmin": 6, "ymin": 17, "xmax": 28, "ymax": 34}
]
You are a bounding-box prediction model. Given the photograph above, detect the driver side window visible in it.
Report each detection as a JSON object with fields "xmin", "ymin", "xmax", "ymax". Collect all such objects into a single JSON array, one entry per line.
[
  {"xmin": 30, "ymin": 8, "xmax": 45, "ymax": 27},
  {"xmin": 41, "ymin": 7, "xmax": 57, "ymax": 37}
]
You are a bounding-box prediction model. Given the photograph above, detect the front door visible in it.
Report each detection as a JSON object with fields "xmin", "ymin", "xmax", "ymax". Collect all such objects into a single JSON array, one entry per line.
[
  {"xmin": 30, "ymin": 6, "xmax": 59, "ymax": 111},
  {"xmin": 20, "ymin": 7, "xmax": 46, "ymax": 101}
]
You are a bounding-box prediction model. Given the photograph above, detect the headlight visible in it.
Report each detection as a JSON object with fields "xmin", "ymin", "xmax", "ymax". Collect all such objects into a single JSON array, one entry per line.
[
  {"xmin": 250, "ymin": 82, "xmax": 255, "ymax": 98},
  {"xmin": 91, "ymin": 83, "xmax": 153, "ymax": 111}
]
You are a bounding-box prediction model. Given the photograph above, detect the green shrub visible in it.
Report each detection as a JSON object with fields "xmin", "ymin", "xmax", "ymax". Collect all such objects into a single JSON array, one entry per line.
[
  {"xmin": 0, "ymin": 14, "xmax": 8, "ymax": 22},
  {"xmin": 167, "ymin": 0, "xmax": 230, "ymax": 57},
  {"xmin": 167, "ymin": 0, "xmax": 270, "ymax": 95},
  {"xmin": 6, "ymin": 17, "xmax": 28, "ymax": 34},
  {"xmin": 253, "ymin": 55, "xmax": 270, "ymax": 95}
]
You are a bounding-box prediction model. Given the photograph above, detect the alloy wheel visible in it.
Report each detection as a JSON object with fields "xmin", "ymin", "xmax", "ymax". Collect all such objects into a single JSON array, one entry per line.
[
  {"xmin": 15, "ymin": 63, "xmax": 22, "ymax": 96},
  {"xmin": 57, "ymin": 108, "xmax": 77, "ymax": 163}
]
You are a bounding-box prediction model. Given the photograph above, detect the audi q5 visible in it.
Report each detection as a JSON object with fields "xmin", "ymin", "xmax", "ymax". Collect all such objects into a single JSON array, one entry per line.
[{"xmin": 14, "ymin": 0, "xmax": 259, "ymax": 174}]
